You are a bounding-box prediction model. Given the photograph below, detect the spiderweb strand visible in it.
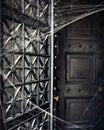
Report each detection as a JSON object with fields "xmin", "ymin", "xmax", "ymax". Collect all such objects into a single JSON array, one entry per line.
[{"xmin": 1, "ymin": 1, "xmax": 104, "ymax": 129}]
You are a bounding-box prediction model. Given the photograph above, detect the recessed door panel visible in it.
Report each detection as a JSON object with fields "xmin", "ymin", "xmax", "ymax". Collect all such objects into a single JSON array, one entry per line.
[
  {"xmin": 66, "ymin": 53, "xmax": 95, "ymax": 82},
  {"xmin": 65, "ymin": 98, "xmax": 94, "ymax": 124}
]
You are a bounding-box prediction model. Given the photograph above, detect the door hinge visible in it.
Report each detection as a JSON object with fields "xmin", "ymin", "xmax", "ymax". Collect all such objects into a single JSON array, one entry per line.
[{"xmin": 54, "ymin": 96, "xmax": 59, "ymax": 102}]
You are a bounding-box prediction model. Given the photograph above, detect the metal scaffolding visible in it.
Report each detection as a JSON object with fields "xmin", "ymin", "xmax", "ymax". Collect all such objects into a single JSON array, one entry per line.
[{"xmin": 0, "ymin": 0, "xmax": 54, "ymax": 130}]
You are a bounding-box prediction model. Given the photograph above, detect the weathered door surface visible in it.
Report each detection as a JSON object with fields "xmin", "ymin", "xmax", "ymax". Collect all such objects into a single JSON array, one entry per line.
[{"xmin": 57, "ymin": 13, "xmax": 104, "ymax": 130}]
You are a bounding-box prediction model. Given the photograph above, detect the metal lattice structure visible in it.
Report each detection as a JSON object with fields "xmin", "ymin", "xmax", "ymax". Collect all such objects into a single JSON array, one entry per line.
[{"xmin": 0, "ymin": 0, "xmax": 53, "ymax": 130}]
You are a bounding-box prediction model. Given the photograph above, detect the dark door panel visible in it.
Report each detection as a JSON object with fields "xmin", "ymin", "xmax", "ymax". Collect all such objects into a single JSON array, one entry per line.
[
  {"xmin": 65, "ymin": 53, "xmax": 95, "ymax": 83},
  {"xmin": 65, "ymin": 97, "xmax": 94, "ymax": 128},
  {"xmin": 57, "ymin": 12, "xmax": 104, "ymax": 130}
]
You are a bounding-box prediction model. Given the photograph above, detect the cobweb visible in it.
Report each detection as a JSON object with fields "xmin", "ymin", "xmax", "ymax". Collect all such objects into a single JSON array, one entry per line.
[{"xmin": 1, "ymin": 0, "xmax": 104, "ymax": 129}]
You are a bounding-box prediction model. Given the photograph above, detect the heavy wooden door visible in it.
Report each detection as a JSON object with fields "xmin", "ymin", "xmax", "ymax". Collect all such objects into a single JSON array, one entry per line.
[{"xmin": 56, "ymin": 13, "xmax": 104, "ymax": 130}]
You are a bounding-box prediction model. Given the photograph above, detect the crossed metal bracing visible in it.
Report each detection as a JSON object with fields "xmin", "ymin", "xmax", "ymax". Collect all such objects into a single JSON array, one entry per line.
[{"xmin": 1, "ymin": 0, "xmax": 51, "ymax": 129}]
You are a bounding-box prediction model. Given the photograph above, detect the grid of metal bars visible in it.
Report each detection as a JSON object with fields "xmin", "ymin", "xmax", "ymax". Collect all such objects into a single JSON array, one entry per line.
[{"xmin": 0, "ymin": 0, "xmax": 52, "ymax": 129}]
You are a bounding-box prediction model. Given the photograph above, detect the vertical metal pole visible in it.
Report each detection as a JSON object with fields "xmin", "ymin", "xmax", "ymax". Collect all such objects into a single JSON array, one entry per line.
[
  {"xmin": 50, "ymin": 0, "xmax": 54, "ymax": 130},
  {"xmin": 0, "ymin": 0, "xmax": 2, "ymax": 128},
  {"xmin": 21, "ymin": 0, "xmax": 25, "ymax": 115},
  {"xmin": 0, "ymin": 1, "xmax": 5, "ymax": 129},
  {"xmin": 93, "ymin": 97, "xmax": 95, "ymax": 126},
  {"xmin": 37, "ymin": 0, "xmax": 40, "ymax": 129}
]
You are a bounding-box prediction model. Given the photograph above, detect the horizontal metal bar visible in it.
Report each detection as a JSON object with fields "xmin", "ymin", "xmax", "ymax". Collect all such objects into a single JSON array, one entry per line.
[
  {"xmin": 6, "ymin": 51, "xmax": 50, "ymax": 57},
  {"xmin": 3, "ymin": 3, "xmax": 49, "ymax": 33},
  {"xmin": 4, "ymin": 78, "xmax": 50, "ymax": 88},
  {"xmin": 4, "ymin": 102, "xmax": 50, "ymax": 130},
  {"xmin": 4, "ymin": 67, "xmax": 49, "ymax": 70}
]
